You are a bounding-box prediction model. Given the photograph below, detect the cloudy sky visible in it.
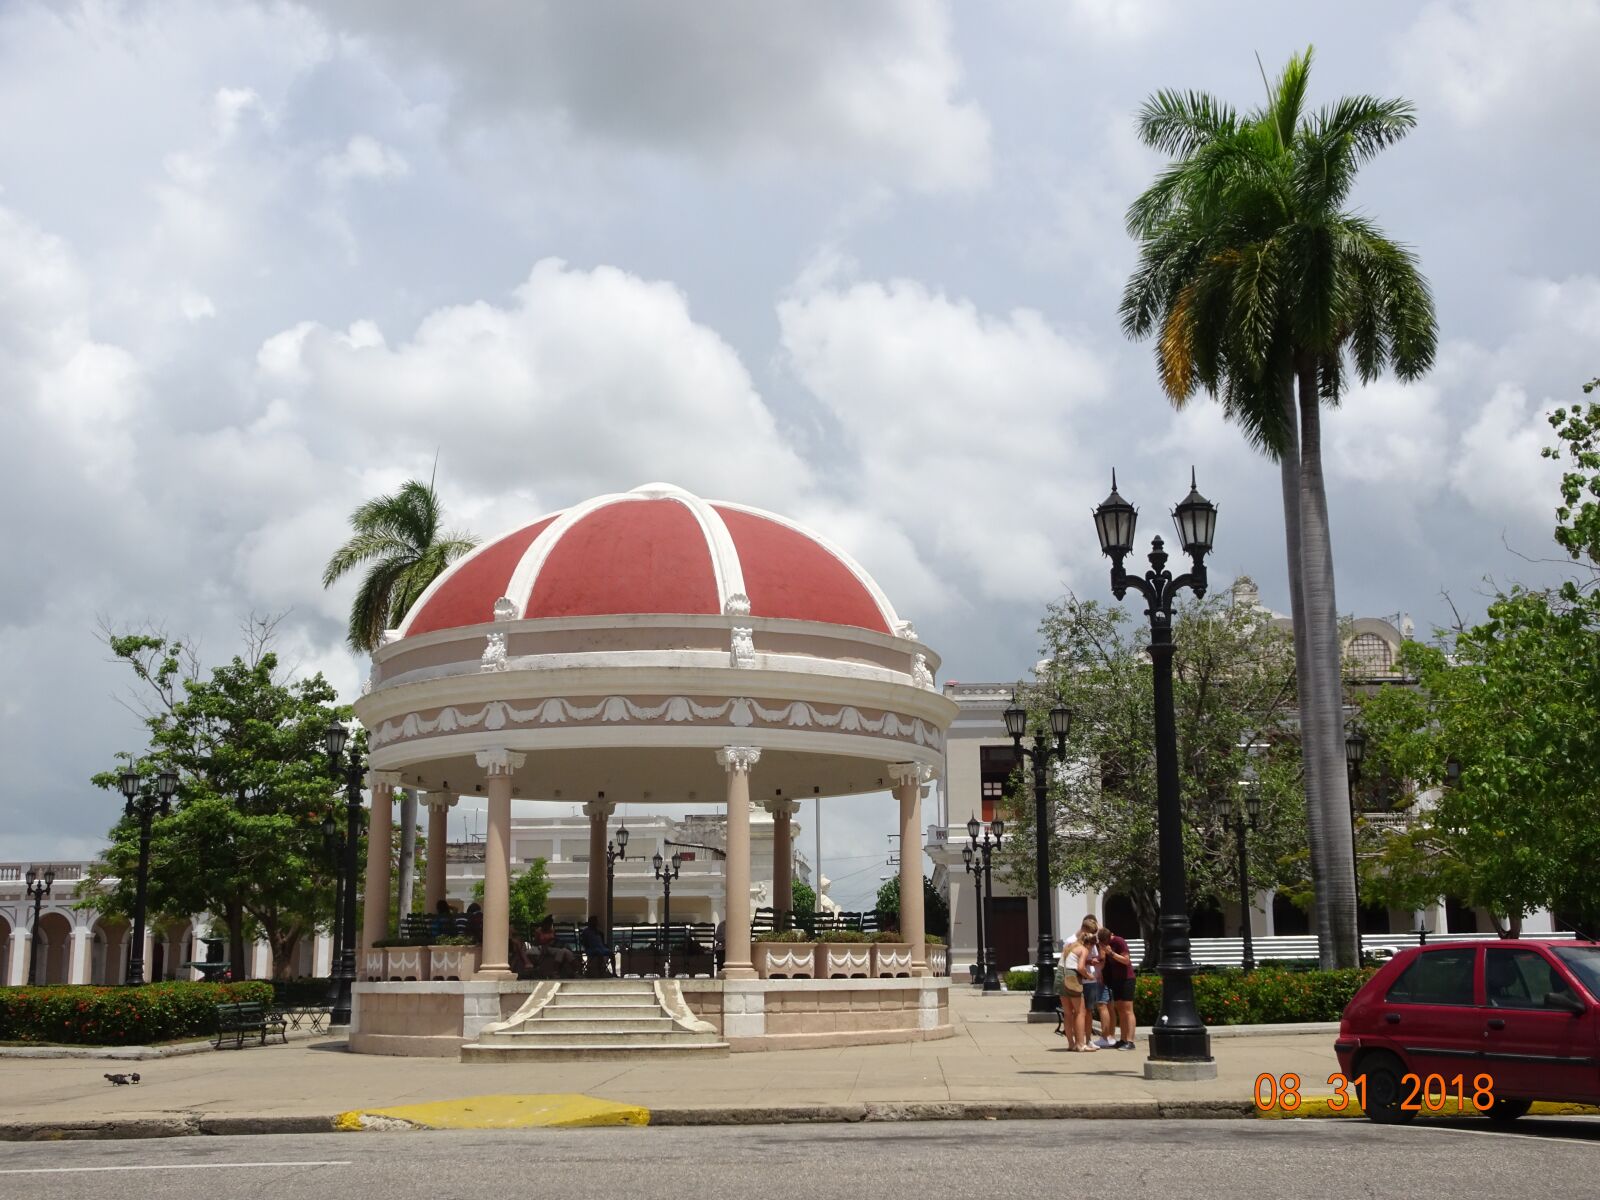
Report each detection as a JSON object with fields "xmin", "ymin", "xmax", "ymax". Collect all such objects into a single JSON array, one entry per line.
[{"xmin": 3, "ymin": 1, "xmax": 1596, "ymax": 908}]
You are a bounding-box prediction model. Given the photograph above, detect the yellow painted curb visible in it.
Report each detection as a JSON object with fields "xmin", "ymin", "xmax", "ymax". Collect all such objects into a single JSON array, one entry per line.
[
  {"xmin": 1256, "ymin": 1095, "xmax": 1600, "ymax": 1121},
  {"xmin": 337, "ymin": 1093, "xmax": 651, "ymax": 1130}
]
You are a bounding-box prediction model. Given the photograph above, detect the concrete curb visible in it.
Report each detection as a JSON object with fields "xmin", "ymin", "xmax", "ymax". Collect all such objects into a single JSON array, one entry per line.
[{"xmin": 0, "ymin": 1098, "xmax": 1259, "ymax": 1140}]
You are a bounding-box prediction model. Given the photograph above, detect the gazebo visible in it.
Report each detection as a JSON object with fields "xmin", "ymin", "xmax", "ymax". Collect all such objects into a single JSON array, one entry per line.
[{"xmin": 349, "ymin": 482, "xmax": 957, "ymax": 1057}]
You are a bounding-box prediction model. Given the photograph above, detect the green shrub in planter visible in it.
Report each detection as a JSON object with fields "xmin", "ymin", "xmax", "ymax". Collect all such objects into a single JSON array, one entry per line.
[
  {"xmin": 371, "ymin": 936, "xmax": 430, "ymax": 947},
  {"xmin": 818, "ymin": 930, "xmax": 871, "ymax": 944},
  {"xmin": 754, "ymin": 930, "xmax": 814, "ymax": 943},
  {"xmin": 1004, "ymin": 968, "xmax": 1037, "ymax": 992},
  {"xmin": 1132, "ymin": 966, "xmax": 1375, "ymax": 1026},
  {"xmin": 924, "ymin": 934, "xmax": 945, "ymax": 945},
  {"xmin": 0, "ymin": 981, "xmax": 275, "ymax": 1046}
]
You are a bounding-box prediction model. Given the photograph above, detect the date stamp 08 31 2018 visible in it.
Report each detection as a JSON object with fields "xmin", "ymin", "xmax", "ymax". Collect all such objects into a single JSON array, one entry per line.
[{"xmin": 1254, "ymin": 1072, "xmax": 1500, "ymax": 1113}]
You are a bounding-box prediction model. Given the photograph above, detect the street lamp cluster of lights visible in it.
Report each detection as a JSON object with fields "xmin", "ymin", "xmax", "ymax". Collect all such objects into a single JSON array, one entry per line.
[
  {"xmin": 606, "ymin": 820, "xmax": 630, "ymax": 947},
  {"xmin": 1220, "ymin": 766, "xmax": 1263, "ymax": 972},
  {"xmin": 1001, "ymin": 699, "xmax": 1071, "ymax": 1020},
  {"xmin": 323, "ymin": 722, "xmax": 364, "ymax": 1028},
  {"xmin": 653, "ymin": 847, "xmax": 683, "ymax": 976},
  {"xmin": 1093, "ymin": 469, "xmax": 1219, "ymax": 1073},
  {"xmin": 962, "ymin": 815, "xmax": 1003, "ymax": 991},
  {"xmin": 114, "ymin": 763, "xmax": 178, "ymax": 987},
  {"xmin": 24, "ymin": 866, "xmax": 55, "ymax": 986}
]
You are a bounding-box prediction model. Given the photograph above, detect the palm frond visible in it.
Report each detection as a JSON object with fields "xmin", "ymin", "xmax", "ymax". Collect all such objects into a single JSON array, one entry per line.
[
  {"xmin": 1263, "ymin": 46, "xmax": 1314, "ymax": 150},
  {"xmin": 1310, "ymin": 95, "xmax": 1416, "ymax": 165},
  {"xmin": 1136, "ymin": 88, "xmax": 1238, "ymax": 157}
]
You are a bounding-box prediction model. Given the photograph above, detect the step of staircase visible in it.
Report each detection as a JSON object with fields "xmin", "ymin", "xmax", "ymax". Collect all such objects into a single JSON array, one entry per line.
[{"xmin": 460, "ymin": 979, "xmax": 728, "ymax": 1061}]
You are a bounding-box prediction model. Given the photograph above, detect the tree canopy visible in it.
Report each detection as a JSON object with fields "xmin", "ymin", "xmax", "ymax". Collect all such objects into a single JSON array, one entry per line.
[
  {"xmin": 82, "ymin": 620, "xmax": 349, "ymax": 979},
  {"xmin": 999, "ymin": 585, "xmax": 1309, "ymax": 949}
]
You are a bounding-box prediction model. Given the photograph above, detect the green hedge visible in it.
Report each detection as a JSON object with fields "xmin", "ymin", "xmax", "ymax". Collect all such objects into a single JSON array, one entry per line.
[
  {"xmin": 0, "ymin": 981, "xmax": 274, "ymax": 1046},
  {"xmin": 1133, "ymin": 967, "xmax": 1375, "ymax": 1025}
]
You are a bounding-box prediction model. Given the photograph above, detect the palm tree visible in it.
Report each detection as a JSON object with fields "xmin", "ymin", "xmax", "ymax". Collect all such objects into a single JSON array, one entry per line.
[
  {"xmin": 324, "ymin": 478, "xmax": 478, "ymax": 922},
  {"xmin": 1120, "ymin": 48, "xmax": 1436, "ymax": 967},
  {"xmin": 322, "ymin": 479, "xmax": 479, "ymax": 653}
]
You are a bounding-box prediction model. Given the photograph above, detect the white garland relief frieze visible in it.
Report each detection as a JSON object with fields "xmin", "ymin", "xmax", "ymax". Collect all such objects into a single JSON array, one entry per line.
[{"xmin": 371, "ymin": 695, "xmax": 944, "ymax": 750}]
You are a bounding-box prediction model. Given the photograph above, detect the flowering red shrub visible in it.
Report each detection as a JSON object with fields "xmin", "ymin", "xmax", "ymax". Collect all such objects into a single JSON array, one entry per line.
[{"xmin": 0, "ymin": 981, "xmax": 273, "ymax": 1045}]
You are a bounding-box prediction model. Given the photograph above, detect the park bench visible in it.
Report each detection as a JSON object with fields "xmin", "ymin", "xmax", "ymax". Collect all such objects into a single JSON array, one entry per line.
[{"xmin": 213, "ymin": 1001, "xmax": 287, "ymax": 1050}]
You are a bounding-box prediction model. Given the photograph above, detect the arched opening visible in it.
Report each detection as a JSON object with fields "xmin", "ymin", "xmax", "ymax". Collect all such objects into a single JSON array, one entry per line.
[
  {"xmin": 36, "ymin": 911, "xmax": 74, "ymax": 984},
  {"xmin": 1444, "ymin": 895, "xmax": 1479, "ymax": 934},
  {"xmin": 1272, "ymin": 893, "xmax": 1311, "ymax": 936},
  {"xmin": 1188, "ymin": 897, "xmax": 1225, "ymax": 939}
]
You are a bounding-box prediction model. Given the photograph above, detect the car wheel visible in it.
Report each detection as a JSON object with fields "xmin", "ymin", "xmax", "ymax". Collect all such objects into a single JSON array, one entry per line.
[
  {"xmin": 1358, "ymin": 1051, "xmax": 1416, "ymax": 1124},
  {"xmin": 1483, "ymin": 1097, "xmax": 1533, "ymax": 1124}
]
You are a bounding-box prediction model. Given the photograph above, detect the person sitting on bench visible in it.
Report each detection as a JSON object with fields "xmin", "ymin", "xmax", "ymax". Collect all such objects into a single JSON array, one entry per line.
[
  {"xmin": 579, "ymin": 916, "xmax": 614, "ymax": 977},
  {"xmin": 530, "ymin": 915, "xmax": 579, "ymax": 979}
]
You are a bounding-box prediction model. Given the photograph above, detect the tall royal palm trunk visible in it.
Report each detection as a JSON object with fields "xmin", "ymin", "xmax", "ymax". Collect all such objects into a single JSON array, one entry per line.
[
  {"xmin": 1276, "ymin": 373, "xmax": 1334, "ymax": 967},
  {"xmin": 1297, "ymin": 369, "xmax": 1359, "ymax": 967}
]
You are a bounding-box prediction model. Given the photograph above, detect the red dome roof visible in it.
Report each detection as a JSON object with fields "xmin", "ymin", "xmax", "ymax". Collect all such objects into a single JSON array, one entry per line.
[{"xmin": 400, "ymin": 483, "xmax": 900, "ymax": 639}]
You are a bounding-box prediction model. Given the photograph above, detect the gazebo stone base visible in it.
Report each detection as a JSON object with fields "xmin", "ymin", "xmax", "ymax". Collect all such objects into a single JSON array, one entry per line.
[{"xmin": 349, "ymin": 977, "xmax": 952, "ymax": 1058}]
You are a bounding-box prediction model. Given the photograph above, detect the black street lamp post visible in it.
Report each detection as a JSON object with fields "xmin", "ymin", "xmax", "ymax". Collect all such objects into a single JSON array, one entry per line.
[
  {"xmin": 1219, "ymin": 769, "xmax": 1262, "ymax": 973},
  {"xmin": 606, "ymin": 821, "xmax": 631, "ymax": 947},
  {"xmin": 1094, "ymin": 469, "xmax": 1218, "ymax": 1071},
  {"xmin": 1345, "ymin": 729, "xmax": 1366, "ymax": 962},
  {"xmin": 652, "ymin": 849, "xmax": 682, "ymax": 978},
  {"xmin": 964, "ymin": 816, "xmax": 1004, "ymax": 991},
  {"xmin": 24, "ymin": 866, "xmax": 54, "ymax": 986},
  {"xmin": 1002, "ymin": 700, "xmax": 1072, "ymax": 1019},
  {"xmin": 323, "ymin": 723, "xmax": 365, "ymax": 1028},
  {"xmin": 116, "ymin": 764, "xmax": 178, "ymax": 986}
]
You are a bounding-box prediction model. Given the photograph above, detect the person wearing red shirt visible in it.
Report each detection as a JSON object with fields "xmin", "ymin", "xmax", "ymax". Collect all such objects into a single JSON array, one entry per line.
[{"xmin": 1098, "ymin": 926, "xmax": 1137, "ymax": 1050}]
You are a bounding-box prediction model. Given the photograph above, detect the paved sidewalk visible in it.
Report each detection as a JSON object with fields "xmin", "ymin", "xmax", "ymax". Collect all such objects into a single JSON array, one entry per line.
[{"xmin": 0, "ymin": 990, "xmax": 1339, "ymax": 1135}]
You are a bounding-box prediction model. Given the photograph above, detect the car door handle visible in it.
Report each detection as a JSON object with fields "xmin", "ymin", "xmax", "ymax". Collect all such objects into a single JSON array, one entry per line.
[
  {"xmin": 1383, "ymin": 1014, "xmax": 1400, "ymax": 1025},
  {"xmin": 1486, "ymin": 1019, "xmax": 1505, "ymax": 1030}
]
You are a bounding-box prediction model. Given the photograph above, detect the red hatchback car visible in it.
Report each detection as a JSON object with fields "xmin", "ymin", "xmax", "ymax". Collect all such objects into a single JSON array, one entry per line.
[{"xmin": 1335, "ymin": 939, "xmax": 1600, "ymax": 1123}]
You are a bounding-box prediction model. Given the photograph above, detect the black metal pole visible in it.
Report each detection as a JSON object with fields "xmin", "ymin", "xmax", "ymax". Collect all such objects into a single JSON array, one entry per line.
[
  {"xmin": 968, "ymin": 860, "xmax": 987, "ymax": 988},
  {"xmin": 325, "ymin": 842, "xmax": 344, "ymax": 1010},
  {"xmin": 330, "ymin": 759, "xmax": 361, "ymax": 1028},
  {"xmin": 661, "ymin": 873, "xmax": 673, "ymax": 979},
  {"xmin": 980, "ymin": 842, "xmax": 1000, "ymax": 991},
  {"xmin": 28, "ymin": 888, "xmax": 45, "ymax": 986},
  {"xmin": 1029, "ymin": 751, "xmax": 1057, "ymax": 1016},
  {"xmin": 1235, "ymin": 817, "xmax": 1255, "ymax": 973},
  {"xmin": 1148, "ymin": 609, "xmax": 1211, "ymax": 1062},
  {"xmin": 127, "ymin": 814, "xmax": 153, "ymax": 986},
  {"xmin": 1348, "ymin": 771, "xmax": 1363, "ymax": 963},
  {"xmin": 606, "ymin": 851, "xmax": 616, "ymax": 948}
]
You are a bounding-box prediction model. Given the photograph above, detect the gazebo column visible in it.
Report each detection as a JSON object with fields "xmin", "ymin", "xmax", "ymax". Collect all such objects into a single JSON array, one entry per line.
[
  {"xmin": 584, "ymin": 798, "xmax": 614, "ymax": 926},
  {"xmin": 717, "ymin": 745, "xmax": 761, "ymax": 979},
  {"xmin": 475, "ymin": 748, "xmax": 525, "ymax": 979},
  {"xmin": 363, "ymin": 772, "xmax": 400, "ymax": 953},
  {"xmin": 765, "ymin": 798, "xmax": 797, "ymax": 928},
  {"xmin": 423, "ymin": 791, "xmax": 455, "ymax": 915},
  {"xmin": 890, "ymin": 763, "xmax": 929, "ymax": 975}
]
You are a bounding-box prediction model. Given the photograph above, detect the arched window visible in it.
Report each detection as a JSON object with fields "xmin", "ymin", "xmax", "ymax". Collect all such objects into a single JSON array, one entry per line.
[{"xmin": 1348, "ymin": 632, "xmax": 1394, "ymax": 675}]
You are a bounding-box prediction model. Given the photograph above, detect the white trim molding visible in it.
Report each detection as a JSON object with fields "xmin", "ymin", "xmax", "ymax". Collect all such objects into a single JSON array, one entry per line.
[{"xmin": 717, "ymin": 746, "xmax": 762, "ymax": 775}]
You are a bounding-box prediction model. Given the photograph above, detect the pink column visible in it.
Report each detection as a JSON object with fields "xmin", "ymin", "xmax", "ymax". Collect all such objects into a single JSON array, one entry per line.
[
  {"xmin": 890, "ymin": 763, "xmax": 929, "ymax": 974},
  {"xmin": 717, "ymin": 746, "xmax": 760, "ymax": 979},
  {"xmin": 584, "ymin": 799, "xmax": 615, "ymax": 927},
  {"xmin": 475, "ymin": 748, "xmax": 524, "ymax": 978},
  {"xmin": 363, "ymin": 774, "xmax": 398, "ymax": 953}
]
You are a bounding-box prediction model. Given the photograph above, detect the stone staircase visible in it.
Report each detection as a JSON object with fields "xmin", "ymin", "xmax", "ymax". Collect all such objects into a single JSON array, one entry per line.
[{"xmin": 460, "ymin": 978, "xmax": 729, "ymax": 1062}]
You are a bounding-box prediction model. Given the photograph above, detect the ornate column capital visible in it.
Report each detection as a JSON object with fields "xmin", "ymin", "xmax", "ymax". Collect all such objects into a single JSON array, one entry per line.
[
  {"xmin": 367, "ymin": 770, "xmax": 404, "ymax": 789},
  {"xmin": 475, "ymin": 747, "xmax": 526, "ymax": 776},
  {"xmin": 582, "ymin": 799, "xmax": 616, "ymax": 820},
  {"xmin": 887, "ymin": 762, "xmax": 936, "ymax": 787},
  {"xmin": 763, "ymin": 798, "xmax": 799, "ymax": 819},
  {"xmin": 423, "ymin": 791, "xmax": 459, "ymax": 810},
  {"xmin": 716, "ymin": 745, "xmax": 762, "ymax": 775}
]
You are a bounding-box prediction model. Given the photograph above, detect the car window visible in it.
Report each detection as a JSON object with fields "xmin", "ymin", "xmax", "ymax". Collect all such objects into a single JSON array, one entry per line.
[
  {"xmin": 1553, "ymin": 946, "xmax": 1600, "ymax": 1001},
  {"xmin": 1385, "ymin": 947, "xmax": 1476, "ymax": 1006},
  {"xmin": 1485, "ymin": 948, "xmax": 1573, "ymax": 1010}
]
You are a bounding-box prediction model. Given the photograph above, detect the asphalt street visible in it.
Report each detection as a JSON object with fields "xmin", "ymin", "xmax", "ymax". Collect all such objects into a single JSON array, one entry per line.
[{"xmin": 2, "ymin": 1118, "xmax": 1599, "ymax": 1200}]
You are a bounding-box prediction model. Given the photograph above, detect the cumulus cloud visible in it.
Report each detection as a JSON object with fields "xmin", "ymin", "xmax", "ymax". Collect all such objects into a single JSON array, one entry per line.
[
  {"xmin": 318, "ymin": 134, "xmax": 410, "ymax": 186},
  {"xmin": 316, "ymin": 0, "xmax": 991, "ymax": 190},
  {"xmin": 779, "ymin": 266, "xmax": 1111, "ymax": 603}
]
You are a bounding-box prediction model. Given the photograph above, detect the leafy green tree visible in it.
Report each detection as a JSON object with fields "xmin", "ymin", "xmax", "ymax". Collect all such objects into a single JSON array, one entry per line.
[
  {"xmin": 472, "ymin": 860, "xmax": 552, "ymax": 940},
  {"xmin": 874, "ymin": 874, "xmax": 951, "ymax": 939},
  {"xmin": 83, "ymin": 621, "xmax": 347, "ymax": 978},
  {"xmin": 1000, "ymin": 585, "xmax": 1308, "ymax": 951},
  {"xmin": 791, "ymin": 879, "xmax": 817, "ymax": 922},
  {"xmin": 1120, "ymin": 49, "xmax": 1437, "ymax": 967}
]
